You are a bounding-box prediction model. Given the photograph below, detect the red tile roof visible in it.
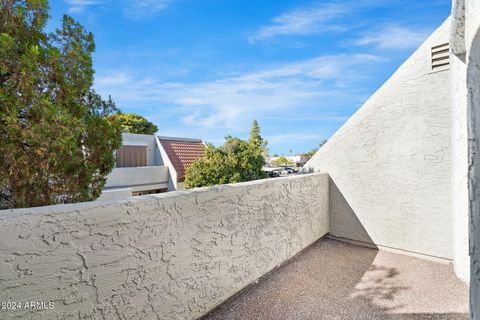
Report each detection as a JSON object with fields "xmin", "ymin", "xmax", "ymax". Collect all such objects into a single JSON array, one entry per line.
[{"xmin": 158, "ymin": 137, "xmax": 205, "ymax": 182}]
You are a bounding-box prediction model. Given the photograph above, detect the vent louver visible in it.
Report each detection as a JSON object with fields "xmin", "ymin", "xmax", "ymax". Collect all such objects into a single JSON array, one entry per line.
[{"xmin": 431, "ymin": 43, "xmax": 449, "ymax": 72}]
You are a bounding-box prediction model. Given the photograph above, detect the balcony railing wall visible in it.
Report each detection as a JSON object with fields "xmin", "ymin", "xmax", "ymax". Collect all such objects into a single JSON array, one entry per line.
[{"xmin": 0, "ymin": 173, "xmax": 329, "ymax": 320}]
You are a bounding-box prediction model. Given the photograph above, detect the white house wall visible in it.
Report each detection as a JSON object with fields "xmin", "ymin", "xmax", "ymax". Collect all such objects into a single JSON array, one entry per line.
[
  {"xmin": 450, "ymin": 0, "xmax": 470, "ymax": 284},
  {"xmin": 304, "ymin": 19, "xmax": 453, "ymax": 259},
  {"xmin": 121, "ymin": 133, "xmax": 160, "ymax": 166}
]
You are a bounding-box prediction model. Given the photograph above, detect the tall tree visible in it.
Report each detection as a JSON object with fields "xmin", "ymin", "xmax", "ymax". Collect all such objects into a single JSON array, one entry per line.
[
  {"xmin": 0, "ymin": 0, "xmax": 121, "ymax": 209},
  {"xmin": 249, "ymin": 119, "xmax": 262, "ymax": 147},
  {"xmin": 108, "ymin": 112, "xmax": 158, "ymax": 135},
  {"xmin": 248, "ymin": 119, "xmax": 268, "ymax": 156}
]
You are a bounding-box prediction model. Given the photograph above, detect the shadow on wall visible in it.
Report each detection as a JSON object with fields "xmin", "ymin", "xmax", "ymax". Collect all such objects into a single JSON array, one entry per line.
[
  {"xmin": 297, "ymin": 171, "xmax": 376, "ymax": 246},
  {"xmin": 200, "ymin": 239, "xmax": 468, "ymax": 320},
  {"xmin": 328, "ymin": 177, "xmax": 376, "ymax": 246}
]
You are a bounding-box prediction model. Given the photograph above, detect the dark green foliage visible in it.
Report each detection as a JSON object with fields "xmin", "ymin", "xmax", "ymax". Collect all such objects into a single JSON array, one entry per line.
[
  {"xmin": 184, "ymin": 121, "xmax": 268, "ymax": 188},
  {"xmin": 107, "ymin": 112, "xmax": 158, "ymax": 135},
  {"xmin": 0, "ymin": 0, "xmax": 122, "ymax": 208}
]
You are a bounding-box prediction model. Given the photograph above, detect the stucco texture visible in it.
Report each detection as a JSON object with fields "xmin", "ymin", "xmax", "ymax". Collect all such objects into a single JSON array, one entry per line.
[
  {"xmin": 0, "ymin": 173, "xmax": 329, "ymax": 320},
  {"xmin": 304, "ymin": 20, "xmax": 453, "ymax": 259},
  {"xmin": 451, "ymin": 43, "xmax": 470, "ymax": 283},
  {"xmin": 450, "ymin": 0, "xmax": 470, "ymax": 284},
  {"xmin": 464, "ymin": 0, "xmax": 480, "ymax": 317}
]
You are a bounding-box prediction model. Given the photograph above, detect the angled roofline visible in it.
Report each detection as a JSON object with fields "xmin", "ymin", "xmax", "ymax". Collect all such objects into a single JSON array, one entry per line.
[
  {"xmin": 154, "ymin": 136, "xmax": 178, "ymax": 191},
  {"xmin": 155, "ymin": 135, "xmax": 206, "ymax": 189}
]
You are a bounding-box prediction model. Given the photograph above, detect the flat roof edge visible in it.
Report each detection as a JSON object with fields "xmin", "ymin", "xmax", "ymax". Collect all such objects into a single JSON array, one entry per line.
[{"xmin": 157, "ymin": 136, "xmax": 203, "ymax": 143}]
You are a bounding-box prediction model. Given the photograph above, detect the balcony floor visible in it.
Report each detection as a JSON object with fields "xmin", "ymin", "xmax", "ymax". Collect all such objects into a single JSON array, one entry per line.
[{"xmin": 201, "ymin": 238, "xmax": 469, "ymax": 320}]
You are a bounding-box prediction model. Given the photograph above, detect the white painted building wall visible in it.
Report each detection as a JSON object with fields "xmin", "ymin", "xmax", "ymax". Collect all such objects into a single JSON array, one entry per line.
[
  {"xmin": 103, "ymin": 166, "xmax": 169, "ymax": 190},
  {"xmin": 100, "ymin": 133, "xmax": 169, "ymax": 200},
  {"xmin": 450, "ymin": 0, "xmax": 470, "ymax": 285},
  {"xmin": 304, "ymin": 20, "xmax": 453, "ymax": 260},
  {"xmin": 121, "ymin": 133, "xmax": 160, "ymax": 167}
]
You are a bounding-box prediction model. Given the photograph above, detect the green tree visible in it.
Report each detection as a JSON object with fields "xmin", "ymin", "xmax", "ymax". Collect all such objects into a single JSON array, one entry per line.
[
  {"xmin": 270, "ymin": 156, "xmax": 293, "ymax": 166},
  {"xmin": 0, "ymin": 1, "xmax": 122, "ymax": 209},
  {"xmin": 184, "ymin": 136, "xmax": 267, "ymax": 188},
  {"xmin": 249, "ymin": 119, "xmax": 262, "ymax": 147},
  {"xmin": 108, "ymin": 112, "xmax": 158, "ymax": 135},
  {"xmin": 248, "ymin": 119, "xmax": 268, "ymax": 156}
]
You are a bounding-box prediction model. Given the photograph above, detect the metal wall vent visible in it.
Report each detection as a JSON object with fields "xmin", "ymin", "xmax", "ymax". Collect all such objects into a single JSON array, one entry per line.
[{"xmin": 431, "ymin": 43, "xmax": 449, "ymax": 72}]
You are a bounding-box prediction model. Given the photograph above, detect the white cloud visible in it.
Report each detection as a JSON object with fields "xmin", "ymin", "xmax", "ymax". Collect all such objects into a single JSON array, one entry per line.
[
  {"xmin": 64, "ymin": 0, "xmax": 171, "ymax": 17},
  {"xmin": 249, "ymin": 1, "xmax": 433, "ymax": 49},
  {"xmin": 95, "ymin": 53, "xmax": 385, "ymax": 132},
  {"xmin": 122, "ymin": 0, "xmax": 171, "ymax": 19},
  {"xmin": 65, "ymin": 0, "xmax": 104, "ymax": 13},
  {"xmin": 95, "ymin": 73, "xmax": 132, "ymax": 86},
  {"xmin": 353, "ymin": 25, "xmax": 430, "ymax": 49},
  {"xmin": 249, "ymin": 3, "xmax": 350, "ymax": 42}
]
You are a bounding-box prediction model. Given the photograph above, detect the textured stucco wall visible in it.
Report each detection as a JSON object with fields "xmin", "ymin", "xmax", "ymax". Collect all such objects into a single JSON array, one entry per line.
[
  {"xmin": 451, "ymin": 51, "xmax": 470, "ymax": 283},
  {"xmin": 0, "ymin": 173, "xmax": 329, "ymax": 320},
  {"xmin": 463, "ymin": 0, "xmax": 480, "ymax": 317},
  {"xmin": 304, "ymin": 20, "xmax": 452, "ymax": 259},
  {"xmin": 451, "ymin": 0, "xmax": 470, "ymax": 284}
]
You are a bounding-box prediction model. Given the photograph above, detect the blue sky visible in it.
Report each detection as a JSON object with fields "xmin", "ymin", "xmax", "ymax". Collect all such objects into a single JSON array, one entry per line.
[{"xmin": 48, "ymin": 0, "xmax": 451, "ymax": 155}]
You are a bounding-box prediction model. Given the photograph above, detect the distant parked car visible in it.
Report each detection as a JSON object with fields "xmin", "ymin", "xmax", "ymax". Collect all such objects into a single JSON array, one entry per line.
[
  {"xmin": 268, "ymin": 171, "xmax": 280, "ymax": 178},
  {"xmin": 281, "ymin": 167, "xmax": 295, "ymax": 174}
]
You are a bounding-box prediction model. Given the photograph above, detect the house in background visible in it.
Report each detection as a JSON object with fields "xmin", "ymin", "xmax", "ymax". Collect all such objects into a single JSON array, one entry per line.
[
  {"xmin": 286, "ymin": 155, "xmax": 309, "ymax": 167},
  {"xmin": 157, "ymin": 136, "xmax": 205, "ymax": 190},
  {"xmin": 99, "ymin": 133, "xmax": 205, "ymax": 200},
  {"xmin": 267, "ymin": 155, "xmax": 309, "ymax": 167}
]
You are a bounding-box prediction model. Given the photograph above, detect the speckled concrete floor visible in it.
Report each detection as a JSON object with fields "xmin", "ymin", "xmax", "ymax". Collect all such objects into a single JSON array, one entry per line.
[{"xmin": 200, "ymin": 238, "xmax": 469, "ymax": 320}]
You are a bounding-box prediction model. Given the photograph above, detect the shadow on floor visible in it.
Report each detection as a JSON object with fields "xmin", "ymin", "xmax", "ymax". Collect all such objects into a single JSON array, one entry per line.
[{"xmin": 200, "ymin": 239, "xmax": 468, "ymax": 320}]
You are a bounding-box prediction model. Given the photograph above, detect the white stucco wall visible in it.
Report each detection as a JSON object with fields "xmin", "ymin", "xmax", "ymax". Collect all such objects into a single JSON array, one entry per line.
[
  {"xmin": 0, "ymin": 173, "xmax": 329, "ymax": 320},
  {"xmin": 97, "ymin": 187, "xmax": 133, "ymax": 201},
  {"xmin": 463, "ymin": 0, "xmax": 480, "ymax": 317},
  {"xmin": 451, "ymin": 52, "xmax": 470, "ymax": 282},
  {"xmin": 450, "ymin": 0, "xmax": 470, "ymax": 284},
  {"xmin": 304, "ymin": 20, "xmax": 452, "ymax": 259}
]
